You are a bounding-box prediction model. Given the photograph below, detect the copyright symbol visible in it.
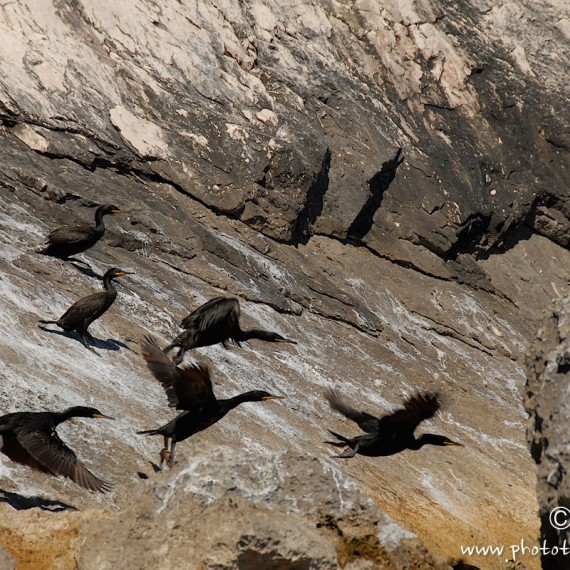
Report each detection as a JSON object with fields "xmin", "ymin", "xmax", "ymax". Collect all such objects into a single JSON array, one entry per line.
[{"xmin": 550, "ymin": 507, "xmax": 570, "ymax": 530}]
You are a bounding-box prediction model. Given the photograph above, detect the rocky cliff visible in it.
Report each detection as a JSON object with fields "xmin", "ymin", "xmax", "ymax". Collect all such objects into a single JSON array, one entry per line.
[
  {"xmin": 526, "ymin": 297, "xmax": 570, "ymax": 570},
  {"xmin": 0, "ymin": 0, "xmax": 569, "ymax": 568}
]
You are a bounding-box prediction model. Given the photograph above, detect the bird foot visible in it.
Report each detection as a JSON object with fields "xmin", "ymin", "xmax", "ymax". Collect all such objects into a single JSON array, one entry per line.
[
  {"xmin": 79, "ymin": 334, "xmax": 100, "ymax": 356},
  {"xmin": 85, "ymin": 345, "xmax": 101, "ymax": 356},
  {"xmin": 333, "ymin": 447, "xmax": 357, "ymax": 459},
  {"xmin": 159, "ymin": 448, "xmax": 171, "ymax": 469}
]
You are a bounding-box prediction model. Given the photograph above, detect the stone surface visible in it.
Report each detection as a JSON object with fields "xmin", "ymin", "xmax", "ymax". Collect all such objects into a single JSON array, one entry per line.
[
  {"xmin": 0, "ymin": 545, "xmax": 15, "ymax": 570},
  {"xmin": 0, "ymin": 0, "xmax": 567, "ymax": 255},
  {"xmin": 526, "ymin": 296, "xmax": 570, "ymax": 570},
  {"xmin": 76, "ymin": 448, "xmax": 448, "ymax": 570},
  {"xmin": 0, "ymin": 0, "xmax": 568, "ymax": 569}
]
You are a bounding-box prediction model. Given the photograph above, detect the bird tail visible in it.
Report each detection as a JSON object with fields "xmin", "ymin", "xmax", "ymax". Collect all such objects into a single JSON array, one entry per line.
[
  {"xmin": 37, "ymin": 245, "xmax": 63, "ymax": 257},
  {"xmin": 38, "ymin": 319, "xmax": 58, "ymax": 326},
  {"xmin": 324, "ymin": 430, "xmax": 350, "ymax": 447},
  {"xmin": 137, "ymin": 428, "xmax": 161, "ymax": 436}
]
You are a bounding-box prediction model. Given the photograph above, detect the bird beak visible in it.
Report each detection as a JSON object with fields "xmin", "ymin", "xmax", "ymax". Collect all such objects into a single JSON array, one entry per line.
[
  {"xmin": 444, "ymin": 441, "xmax": 463, "ymax": 447},
  {"xmin": 111, "ymin": 209, "xmax": 122, "ymax": 215},
  {"xmin": 116, "ymin": 271, "xmax": 135, "ymax": 277},
  {"xmin": 262, "ymin": 395, "xmax": 285, "ymax": 401},
  {"xmin": 275, "ymin": 338, "xmax": 297, "ymax": 344},
  {"xmin": 92, "ymin": 413, "xmax": 115, "ymax": 420}
]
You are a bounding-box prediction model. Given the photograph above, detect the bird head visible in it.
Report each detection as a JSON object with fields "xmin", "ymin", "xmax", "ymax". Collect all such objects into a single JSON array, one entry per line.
[
  {"xmin": 99, "ymin": 204, "xmax": 122, "ymax": 216},
  {"xmin": 66, "ymin": 406, "xmax": 114, "ymax": 420},
  {"xmin": 247, "ymin": 391, "xmax": 285, "ymax": 402},
  {"xmin": 269, "ymin": 332, "xmax": 297, "ymax": 344},
  {"xmin": 105, "ymin": 267, "xmax": 134, "ymax": 280},
  {"xmin": 420, "ymin": 434, "xmax": 463, "ymax": 447}
]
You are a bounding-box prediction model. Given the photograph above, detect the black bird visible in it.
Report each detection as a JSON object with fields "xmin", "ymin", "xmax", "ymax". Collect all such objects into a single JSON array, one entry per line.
[
  {"xmin": 0, "ymin": 406, "xmax": 113, "ymax": 492},
  {"xmin": 163, "ymin": 297, "xmax": 296, "ymax": 364},
  {"xmin": 138, "ymin": 335, "xmax": 283, "ymax": 468},
  {"xmin": 39, "ymin": 204, "xmax": 122, "ymax": 259},
  {"xmin": 324, "ymin": 391, "xmax": 463, "ymax": 458},
  {"xmin": 39, "ymin": 267, "xmax": 132, "ymax": 351}
]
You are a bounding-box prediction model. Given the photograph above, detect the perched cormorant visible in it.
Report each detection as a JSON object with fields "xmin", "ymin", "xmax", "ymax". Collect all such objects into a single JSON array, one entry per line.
[
  {"xmin": 163, "ymin": 297, "xmax": 296, "ymax": 364},
  {"xmin": 0, "ymin": 406, "xmax": 113, "ymax": 492},
  {"xmin": 324, "ymin": 391, "xmax": 463, "ymax": 458},
  {"xmin": 39, "ymin": 204, "xmax": 122, "ymax": 259},
  {"xmin": 138, "ymin": 335, "xmax": 283, "ymax": 468},
  {"xmin": 39, "ymin": 267, "xmax": 132, "ymax": 351}
]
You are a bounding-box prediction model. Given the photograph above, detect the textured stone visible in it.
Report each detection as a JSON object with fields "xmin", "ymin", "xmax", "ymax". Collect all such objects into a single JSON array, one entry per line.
[
  {"xmin": 526, "ymin": 296, "xmax": 570, "ymax": 570},
  {"xmin": 0, "ymin": 1, "xmax": 568, "ymax": 569},
  {"xmin": 0, "ymin": 545, "xmax": 15, "ymax": 570},
  {"xmin": 0, "ymin": 0, "xmax": 567, "ymax": 256},
  {"xmin": 77, "ymin": 448, "xmax": 448, "ymax": 570},
  {"xmin": 531, "ymin": 206, "xmax": 570, "ymax": 248}
]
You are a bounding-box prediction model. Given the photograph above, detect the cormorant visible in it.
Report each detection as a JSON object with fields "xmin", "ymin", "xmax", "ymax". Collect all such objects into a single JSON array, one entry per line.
[
  {"xmin": 163, "ymin": 297, "xmax": 296, "ymax": 364},
  {"xmin": 138, "ymin": 335, "xmax": 283, "ymax": 468},
  {"xmin": 324, "ymin": 391, "xmax": 463, "ymax": 458},
  {"xmin": 39, "ymin": 267, "xmax": 132, "ymax": 351},
  {"xmin": 39, "ymin": 204, "xmax": 122, "ymax": 259},
  {"xmin": 0, "ymin": 406, "xmax": 113, "ymax": 492}
]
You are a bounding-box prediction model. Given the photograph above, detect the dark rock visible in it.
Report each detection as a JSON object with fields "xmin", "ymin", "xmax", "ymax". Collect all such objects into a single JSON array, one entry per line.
[{"xmin": 531, "ymin": 206, "xmax": 570, "ymax": 249}]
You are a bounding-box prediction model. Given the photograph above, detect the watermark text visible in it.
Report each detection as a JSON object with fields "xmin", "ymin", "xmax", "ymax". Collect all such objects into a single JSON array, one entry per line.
[{"xmin": 461, "ymin": 539, "xmax": 570, "ymax": 562}]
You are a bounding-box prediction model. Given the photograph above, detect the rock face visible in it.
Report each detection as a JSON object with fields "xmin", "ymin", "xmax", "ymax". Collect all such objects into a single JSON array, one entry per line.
[
  {"xmin": 526, "ymin": 297, "xmax": 570, "ymax": 570},
  {"xmin": 77, "ymin": 448, "xmax": 449, "ymax": 570},
  {"xmin": 1, "ymin": 0, "xmax": 568, "ymax": 257},
  {"xmin": 0, "ymin": 546, "xmax": 14, "ymax": 570},
  {"xmin": 0, "ymin": 0, "xmax": 568, "ymax": 569}
]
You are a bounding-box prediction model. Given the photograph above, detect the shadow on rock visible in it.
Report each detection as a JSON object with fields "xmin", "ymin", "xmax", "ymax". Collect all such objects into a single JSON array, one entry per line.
[
  {"xmin": 38, "ymin": 326, "xmax": 132, "ymax": 353},
  {"xmin": 69, "ymin": 260, "xmax": 102, "ymax": 280},
  {"xmin": 0, "ymin": 488, "xmax": 77, "ymax": 512}
]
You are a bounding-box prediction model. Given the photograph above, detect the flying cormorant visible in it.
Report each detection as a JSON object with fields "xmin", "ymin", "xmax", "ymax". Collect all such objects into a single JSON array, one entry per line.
[
  {"xmin": 39, "ymin": 267, "xmax": 132, "ymax": 351},
  {"xmin": 163, "ymin": 297, "xmax": 296, "ymax": 364},
  {"xmin": 138, "ymin": 335, "xmax": 283, "ymax": 468},
  {"xmin": 39, "ymin": 204, "xmax": 122, "ymax": 259},
  {"xmin": 324, "ymin": 390, "xmax": 463, "ymax": 458},
  {"xmin": 0, "ymin": 406, "xmax": 113, "ymax": 492}
]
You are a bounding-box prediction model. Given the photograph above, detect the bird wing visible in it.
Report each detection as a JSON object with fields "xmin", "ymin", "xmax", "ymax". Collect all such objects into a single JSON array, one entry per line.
[
  {"xmin": 141, "ymin": 335, "xmax": 215, "ymax": 410},
  {"xmin": 325, "ymin": 390, "xmax": 382, "ymax": 432},
  {"xmin": 48, "ymin": 225, "xmax": 93, "ymax": 245},
  {"xmin": 13, "ymin": 420, "xmax": 109, "ymax": 492},
  {"xmin": 0, "ymin": 416, "xmax": 13, "ymax": 432},
  {"xmin": 376, "ymin": 392, "xmax": 440, "ymax": 433},
  {"xmin": 181, "ymin": 297, "xmax": 240, "ymax": 336},
  {"xmin": 58, "ymin": 292, "xmax": 111, "ymax": 328}
]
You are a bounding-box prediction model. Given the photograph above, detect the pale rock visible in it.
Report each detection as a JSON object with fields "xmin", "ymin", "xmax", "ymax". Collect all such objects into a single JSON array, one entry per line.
[{"xmin": 109, "ymin": 106, "xmax": 169, "ymax": 159}]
